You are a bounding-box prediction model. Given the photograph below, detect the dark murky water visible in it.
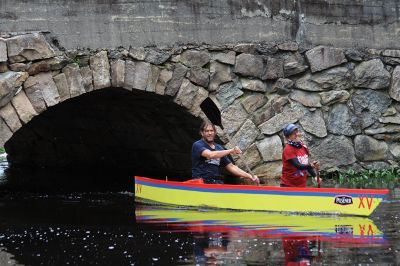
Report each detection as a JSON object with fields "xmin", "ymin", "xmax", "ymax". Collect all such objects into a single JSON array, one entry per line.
[{"xmin": 0, "ymin": 154, "xmax": 399, "ymax": 265}]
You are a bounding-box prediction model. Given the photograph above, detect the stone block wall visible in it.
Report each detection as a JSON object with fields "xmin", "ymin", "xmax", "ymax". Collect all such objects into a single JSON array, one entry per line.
[{"xmin": 0, "ymin": 33, "xmax": 399, "ymax": 182}]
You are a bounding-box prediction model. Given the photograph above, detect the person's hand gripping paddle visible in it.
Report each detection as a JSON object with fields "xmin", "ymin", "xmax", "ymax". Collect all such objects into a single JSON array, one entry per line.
[
  {"xmin": 312, "ymin": 160, "xmax": 321, "ymax": 188},
  {"xmin": 200, "ymin": 97, "xmax": 259, "ymax": 185}
]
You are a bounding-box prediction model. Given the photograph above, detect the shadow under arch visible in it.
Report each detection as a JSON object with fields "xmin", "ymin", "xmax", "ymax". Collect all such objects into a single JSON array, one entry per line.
[{"xmin": 3, "ymin": 87, "xmax": 203, "ymax": 191}]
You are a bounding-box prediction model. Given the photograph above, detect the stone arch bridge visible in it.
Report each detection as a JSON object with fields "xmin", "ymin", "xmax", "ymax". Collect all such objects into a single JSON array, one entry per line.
[{"xmin": 1, "ymin": 33, "xmax": 400, "ymax": 182}]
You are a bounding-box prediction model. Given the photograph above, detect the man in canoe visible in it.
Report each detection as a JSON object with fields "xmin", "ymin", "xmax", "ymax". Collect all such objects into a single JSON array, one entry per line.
[
  {"xmin": 281, "ymin": 124, "xmax": 321, "ymax": 187},
  {"xmin": 191, "ymin": 121, "xmax": 259, "ymax": 184}
]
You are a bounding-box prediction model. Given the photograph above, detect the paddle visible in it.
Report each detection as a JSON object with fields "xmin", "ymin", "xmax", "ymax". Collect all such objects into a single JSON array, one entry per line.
[
  {"xmin": 313, "ymin": 161, "xmax": 321, "ymax": 188},
  {"xmin": 200, "ymin": 97, "xmax": 258, "ymax": 184}
]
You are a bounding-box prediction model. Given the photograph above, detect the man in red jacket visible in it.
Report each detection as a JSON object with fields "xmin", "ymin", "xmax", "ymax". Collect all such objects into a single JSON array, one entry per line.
[{"xmin": 280, "ymin": 124, "xmax": 321, "ymax": 187}]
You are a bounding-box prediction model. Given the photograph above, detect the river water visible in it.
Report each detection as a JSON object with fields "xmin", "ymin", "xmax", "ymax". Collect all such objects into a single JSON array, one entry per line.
[{"xmin": 0, "ymin": 154, "xmax": 399, "ymax": 265}]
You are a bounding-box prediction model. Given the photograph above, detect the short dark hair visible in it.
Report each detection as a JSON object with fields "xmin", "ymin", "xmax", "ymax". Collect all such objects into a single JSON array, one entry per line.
[{"xmin": 199, "ymin": 121, "xmax": 216, "ymax": 133}]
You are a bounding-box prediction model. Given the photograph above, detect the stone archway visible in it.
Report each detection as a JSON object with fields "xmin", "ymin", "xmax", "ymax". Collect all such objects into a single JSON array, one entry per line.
[
  {"xmin": 0, "ymin": 33, "xmax": 210, "ymax": 180},
  {"xmin": 1, "ymin": 32, "xmax": 400, "ymax": 183}
]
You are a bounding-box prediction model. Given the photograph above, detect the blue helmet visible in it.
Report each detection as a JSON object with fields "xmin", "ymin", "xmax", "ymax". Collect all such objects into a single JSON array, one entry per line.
[{"xmin": 283, "ymin": 124, "xmax": 299, "ymax": 137}]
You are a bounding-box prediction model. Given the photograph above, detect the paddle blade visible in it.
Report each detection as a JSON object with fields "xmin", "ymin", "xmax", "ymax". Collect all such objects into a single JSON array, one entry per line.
[{"xmin": 200, "ymin": 97, "xmax": 224, "ymax": 129}]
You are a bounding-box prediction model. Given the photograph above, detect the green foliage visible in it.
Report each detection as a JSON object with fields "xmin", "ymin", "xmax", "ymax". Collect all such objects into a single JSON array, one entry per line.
[
  {"xmin": 332, "ymin": 168, "xmax": 400, "ymax": 189},
  {"xmin": 72, "ymin": 57, "xmax": 82, "ymax": 67},
  {"xmin": 0, "ymin": 147, "xmax": 5, "ymax": 154}
]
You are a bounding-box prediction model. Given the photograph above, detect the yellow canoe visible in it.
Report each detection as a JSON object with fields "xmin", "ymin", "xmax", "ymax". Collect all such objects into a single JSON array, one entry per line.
[{"xmin": 134, "ymin": 176, "xmax": 389, "ymax": 216}]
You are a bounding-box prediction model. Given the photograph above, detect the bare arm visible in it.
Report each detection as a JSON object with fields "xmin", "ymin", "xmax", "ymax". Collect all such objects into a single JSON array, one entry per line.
[
  {"xmin": 225, "ymin": 163, "xmax": 259, "ymax": 183},
  {"xmin": 201, "ymin": 147, "xmax": 239, "ymax": 160}
]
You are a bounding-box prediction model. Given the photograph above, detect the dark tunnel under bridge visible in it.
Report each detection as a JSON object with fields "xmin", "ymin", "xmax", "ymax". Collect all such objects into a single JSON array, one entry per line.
[{"xmin": 3, "ymin": 88, "xmax": 203, "ymax": 190}]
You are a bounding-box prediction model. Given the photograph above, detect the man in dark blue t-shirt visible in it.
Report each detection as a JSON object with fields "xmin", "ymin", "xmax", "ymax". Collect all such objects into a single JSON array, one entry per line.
[{"xmin": 191, "ymin": 121, "xmax": 259, "ymax": 184}]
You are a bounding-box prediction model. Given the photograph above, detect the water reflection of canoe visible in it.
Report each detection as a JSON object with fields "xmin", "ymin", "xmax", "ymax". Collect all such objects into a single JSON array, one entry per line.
[
  {"xmin": 135, "ymin": 206, "xmax": 385, "ymax": 245},
  {"xmin": 134, "ymin": 176, "xmax": 389, "ymax": 216}
]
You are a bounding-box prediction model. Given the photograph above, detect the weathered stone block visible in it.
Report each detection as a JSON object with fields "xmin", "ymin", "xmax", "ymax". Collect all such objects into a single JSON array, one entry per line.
[
  {"xmin": 310, "ymin": 135, "xmax": 356, "ymax": 170},
  {"xmin": 320, "ymin": 90, "xmax": 350, "ymax": 105},
  {"xmin": 213, "ymin": 51, "xmax": 236, "ymax": 65},
  {"xmin": 290, "ymin": 90, "xmax": 321, "ymax": 107},
  {"xmin": 124, "ymin": 60, "xmax": 151, "ymax": 91},
  {"xmin": 379, "ymin": 115, "xmax": 400, "ymax": 124},
  {"xmin": 355, "ymin": 135, "xmax": 388, "ymax": 161},
  {"xmin": 0, "ymin": 63, "xmax": 9, "ymax": 73},
  {"xmin": 235, "ymin": 143, "xmax": 262, "ymax": 170},
  {"xmin": 146, "ymin": 65, "xmax": 161, "ymax": 92},
  {"xmin": 353, "ymin": 59, "xmax": 390, "ymax": 90},
  {"xmin": 383, "ymin": 106, "xmax": 397, "ymax": 117},
  {"xmin": 365, "ymin": 125, "xmax": 400, "ymax": 135},
  {"xmin": 389, "ymin": 143, "xmax": 400, "ymax": 159},
  {"xmin": 0, "ymin": 38, "xmax": 7, "ymax": 62},
  {"xmin": 174, "ymin": 79, "xmax": 199, "ymax": 110},
  {"xmin": 145, "ymin": 49, "xmax": 170, "ymax": 65},
  {"xmin": 253, "ymin": 161, "xmax": 282, "ymax": 180},
  {"xmin": 0, "ymin": 117, "xmax": 12, "ymax": 147},
  {"xmin": 256, "ymin": 43, "xmax": 278, "ymax": 55},
  {"xmin": 382, "ymin": 57, "xmax": 400, "ymax": 66},
  {"xmin": 261, "ymin": 57, "xmax": 284, "ymax": 80},
  {"xmin": 240, "ymin": 78, "xmax": 266, "ymax": 92},
  {"xmin": 327, "ymin": 104, "xmax": 361, "ymax": 136},
  {"xmin": 256, "ymin": 135, "xmax": 282, "ymax": 162},
  {"xmin": 24, "ymin": 72, "xmax": 60, "ymax": 113},
  {"xmin": 345, "ymin": 48, "xmax": 367, "ymax": 62},
  {"xmin": 180, "ymin": 50, "xmax": 210, "ymax": 67},
  {"xmin": 7, "ymin": 33, "xmax": 55, "ymax": 63},
  {"xmin": 11, "ymin": 90, "xmax": 38, "ymax": 124},
  {"xmin": 295, "ymin": 67, "xmax": 351, "ymax": 92},
  {"xmin": 0, "ymin": 103, "xmax": 22, "ymax": 132},
  {"xmin": 110, "ymin": 59, "xmax": 125, "ymax": 88},
  {"xmin": 234, "ymin": 53, "xmax": 264, "ymax": 78},
  {"xmin": 216, "ymin": 81, "xmax": 243, "ymax": 109},
  {"xmin": 62, "ymin": 64, "xmax": 85, "ymax": 97},
  {"xmin": 234, "ymin": 44, "xmax": 256, "ymax": 54},
  {"xmin": 165, "ymin": 63, "xmax": 188, "ymax": 96},
  {"xmin": 382, "ymin": 50, "xmax": 400, "ymax": 58},
  {"xmin": 351, "ymin": 89, "xmax": 392, "ymax": 128},
  {"xmin": 271, "ymin": 78, "xmax": 293, "ymax": 95},
  {"xmin": 155, "ymin": 69, "xmax": 173, "ymax": 95},
  {"xmin": 299, "ymin": 109, "xmax": 327, "ymax": 138},
  {"xmin": 259, "ymin": 105, "xmax": 305, "ymax": 135},
  {"xmin": 282, "ymin": 52, "xmax": 308, "ymax": 76},
  {"xmin": 53, "ymin": 73, "xmax": 70, "ymax": 102},
  {"xmin": 0, "ymin": 71, "xmax": 29, "ymax": 109},
  {"xmin": 390, "ymin": 66, "xmax": 400, "ymax": 102},
  {"xmin": 221, "ymin": 102, "xmax": 248, "ymax": 135},
  {"xmin": 209, "ymin": 61, "xmax": 233, "ymax": 91},
  {"xmin": 10, "ymin": 63, "xmax": 30, "ymax": 72},
  {"xmin": 90, "ymin": 51, "xmax": 111, "ymax": 90},
  {"xmin": 240, "ymin": 93, "xmax": 267, "ymax": 113},
  {"xmin": 80, "ymin": 66, "xmax": 94, "ymax": 92},
  {"xmin": 230, "ymin": 119, "xmax": 259, "ymax": 151},
  {"xmin": 305, "ymin": 46, "xmax": 347, "ymax": 73},
  {"xmin": 27, "ymin": 56, "xmax": 68, "ymax": 75},
  {"xmin": 129, "ymin": 47, "xmax": 146, "ymax": 61},
  {"xmin": 278, "ymin": 42, "xmax": 298, "ymax": 51},
  {"xmin": 189, "ymin": 86, "xmax": 209, "ymax": 117},
  {"xmin": 187, "ymin": 66, "xmax": 209, "ymax": 88},
  {"xmin": 252, "ymin": 96, "xmax": 289, "ymax": 126}
]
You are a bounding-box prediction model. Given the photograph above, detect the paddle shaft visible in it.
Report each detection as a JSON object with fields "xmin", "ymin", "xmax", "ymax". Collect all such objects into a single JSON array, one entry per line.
[{"xmin": 315, "ymin": 163, "xmax": 320, "ymax": 188}]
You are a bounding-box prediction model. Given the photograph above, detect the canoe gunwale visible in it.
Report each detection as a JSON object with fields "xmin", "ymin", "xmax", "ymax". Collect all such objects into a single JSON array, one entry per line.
[{"xmin": 135, "ymin": 176, "xmax": 390, "ymax": 197}]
